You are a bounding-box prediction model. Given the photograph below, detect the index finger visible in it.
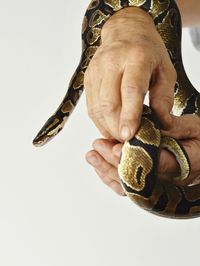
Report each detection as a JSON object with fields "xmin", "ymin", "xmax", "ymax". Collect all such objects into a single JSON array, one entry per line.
[{"xmin": 120, "ymin": 62, "xmax": 151, "ymax": 140}]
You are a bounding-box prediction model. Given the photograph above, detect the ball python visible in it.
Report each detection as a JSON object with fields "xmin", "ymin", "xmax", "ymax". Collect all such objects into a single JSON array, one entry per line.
[{"xmin": 33, "ymin": 0, "xmax": 200, "ymax": 219}]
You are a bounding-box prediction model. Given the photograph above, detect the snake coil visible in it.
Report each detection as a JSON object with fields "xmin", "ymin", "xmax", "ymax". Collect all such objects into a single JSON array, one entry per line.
[{"xmin": 33, "ymin": 0, "xmax": 200, "ymax": 219}]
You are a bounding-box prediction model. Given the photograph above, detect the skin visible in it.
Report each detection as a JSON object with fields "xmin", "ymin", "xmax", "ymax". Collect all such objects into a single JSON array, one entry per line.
[
  {"xmin": 85, "ymin": 2, "xmax": 200, "ymax": 196},
  {"xmin": 84, "ymin": 7, "xmax": 176, "ymax": 141},
  {"xmin": 86, "ymin": 115, "xmax": 200, "ymax": 196},
  {"xmin": 176, "ymin": 0, "xmax": 200, "ymax": 27}
]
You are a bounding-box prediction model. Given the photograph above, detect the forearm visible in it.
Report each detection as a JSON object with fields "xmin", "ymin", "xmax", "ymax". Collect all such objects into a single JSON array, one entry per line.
[{"xmin": 176, "ymin": 0, "xmax": 200, "ymax": 27}]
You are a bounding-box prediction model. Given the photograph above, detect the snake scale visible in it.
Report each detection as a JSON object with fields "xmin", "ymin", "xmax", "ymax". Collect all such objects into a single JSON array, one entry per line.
[{"xmin": 33, "ymin": 0, "xmax": 200, "ymax": 219}]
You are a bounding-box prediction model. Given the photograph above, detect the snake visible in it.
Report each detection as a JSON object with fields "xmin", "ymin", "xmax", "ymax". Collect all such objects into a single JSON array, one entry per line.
[{"xmin": 33, "ymin": 0, "xmax": 200, "ymax": 219}]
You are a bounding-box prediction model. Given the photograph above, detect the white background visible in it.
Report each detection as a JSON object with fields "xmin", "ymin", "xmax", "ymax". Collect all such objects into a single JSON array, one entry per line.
[{"xmin": 0, "ymin": 1, "xmax": 200, "ymax": 266}]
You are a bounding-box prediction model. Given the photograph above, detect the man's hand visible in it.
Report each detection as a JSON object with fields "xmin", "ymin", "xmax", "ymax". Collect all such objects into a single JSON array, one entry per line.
[
  {"xmin": 161, "ymin": 114, "xmax": 200, "ymax": 186},
  {"xmin": 84, "ymin": 7, "xmax": 176, "ymax": 142},
  {"xmin": 86, "ymin": 115, "xmax": 200, "ymax": 196}
]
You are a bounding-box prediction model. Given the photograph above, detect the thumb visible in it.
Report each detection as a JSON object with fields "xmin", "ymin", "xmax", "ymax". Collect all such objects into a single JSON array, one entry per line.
[
  {"xmin": 158, "ymin": 148, "xmax": 180, "ymax": 180},
  {"xmin": 161, "ymin": 114, "xmax": 200, "ymax": 139},
  {"xmin": 149, "ymin": 65, "xmax": 175, "ymax": 130},
  {"xmin": 158, "ymin": 148, "xmax": 193, "ymax": 186},
  {"xmin": 112, "ymin": 143, "xmax": 123, "ymax": 158}
]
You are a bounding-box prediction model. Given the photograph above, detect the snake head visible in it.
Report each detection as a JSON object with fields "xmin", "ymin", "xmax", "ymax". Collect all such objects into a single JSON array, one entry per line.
[
  {"xmin": 32, "ymin": 132, "xmax": 54, "ymax": 147},
  {"xmin": 33, "ymin": 115, "xmax": 66, "ymax": 147}
]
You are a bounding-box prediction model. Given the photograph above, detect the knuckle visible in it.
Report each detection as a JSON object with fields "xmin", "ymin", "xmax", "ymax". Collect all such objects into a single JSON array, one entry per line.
[
  {"xmin": 122, "ymin": 85, "xmax": 137, "ymax": 94},
  {"xmin": 99, "ymin": 173, "xmax": 111, "ymax": 186},
  {"xmin": 98, "ymin": 126, "xmax": 112, "ymax": 139},
  {"xmin": 87, "ymin": 107, "xmax": 101, "ymax": 119},
  {"xmin": 151, "ymin": 94, "xmax": 173, "ymax": 110},
  {"xmin": 130, "ymin": 45, "xmax": 146, "ymax": 60},
  {"xmin": 107, "ymin": 178, "xmax": 117, "ymax": 187},
  {"xmin": 101, "ymin": 130, "xmax": 113, "ymax": 139},
  {"xmin": 163, "ymin": 95, "xmax": 173, "ymax": 107},
  {"xmin": 96, "ymin": 165, "xmax": 115, "ymax": 179},
  {"xmin": 122, "ymin": 85, "xmax": 144, "ymax": 96},
  {"xmin": 185, "ymin": 128, "xmax": 192, "ymax": 138},
  {"xmin": 130, "ymin": 47, "xmax": 153, "ymax": 67},
  {"xmin": 101, "ymin": 52, "xmax": 121, "ymax": 72},
  {"xmin": 100, "ymin": 100, "xmax": 117, "ymax": 115},
  {"xmin": 122, "ymin": 119, "xmax": 140, "ymax": 129},
  {"xmin": 176, "ymin": 116, "xmax": 182, "ymax": 130},
  {"xmin": 96, "ymin": 170, "xmax": 106, "ymax": 181},
  {"xmin": 100, "ymin": 167, "xmax": 109, "ymax": 175},
  {"xmin": 120, "ymin": 111, "xmax": 140, "ymax": 123},
  {"xmin": 96, "ymin": 165, "xmax": 108, "ymax": 176}
]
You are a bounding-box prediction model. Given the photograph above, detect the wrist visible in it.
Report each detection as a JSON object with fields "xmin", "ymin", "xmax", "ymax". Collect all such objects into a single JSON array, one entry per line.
[{"xmin": 101, "ymin": 7, "xmax": 156, "ymax": 43}]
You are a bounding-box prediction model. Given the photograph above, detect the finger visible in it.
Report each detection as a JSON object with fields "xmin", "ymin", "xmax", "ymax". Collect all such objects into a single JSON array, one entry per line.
[
  {"xmin": 95, "ymin": 169, "xmax": 126, "ymax": 196},
  {"xmin": 120, "ymin": 62, "xmax": 151, "ymax": 141},
  {"xmin": 86, "ymin": 150, "xmax": 120, "ymax": 182},
  {"xmin": 158, "ymin": 148, "xmax": 180, "ymax": 180},
  {"xmin": 112, "ymin": 143, "xmax": 123, "ymax": 157},
  {"xmin": 180, "ymin": 139, "xmax": 200, "ymax": 185},
  {"xmin": 161, "ymin": 114, "xmax": 200, "ymax": 139},
  {"xmin": 99, "ymin": 67, "xmax": 122, "ymax": 141},
  {"xmin": 149, "ymin": 63, "xmax": 176, "ymax": 130},
  {"xmin": 158, "ymin": 144, "xmax": 196, "ymax": 186},
  {"xmin": 92, "ymin": 138, "xmax": 122, "ymax": 168},
  {"xmin": 84, "ymin": 66, "xmax": 112, "ymax": 139},
  {"xmin": 86, "ymin": 150, "xmax": 126, "ymax": 196}
]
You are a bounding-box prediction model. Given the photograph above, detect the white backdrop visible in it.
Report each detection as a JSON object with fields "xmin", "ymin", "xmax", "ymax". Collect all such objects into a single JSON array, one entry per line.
[{"xmin": 0, "ymin": 1, "xmax": 200, "ymax": 266}]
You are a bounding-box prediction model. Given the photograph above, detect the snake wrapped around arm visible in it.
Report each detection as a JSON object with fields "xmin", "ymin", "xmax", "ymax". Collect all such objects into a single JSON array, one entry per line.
[{"xmin": 33, "ymin": 0, "xmax": 200, "ymax": 219}]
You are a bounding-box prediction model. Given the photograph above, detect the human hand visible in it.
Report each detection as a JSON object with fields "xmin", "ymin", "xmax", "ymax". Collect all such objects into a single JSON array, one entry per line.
[
  {"xmin": 86, "ymin": 138, "xmax": 126, "ymax": 196},
  {"xmin": 161, "ymin": 114, "xmax": 200, "ymax": 186},
  {"xmin": 85, "ymin": 114, "xmax": 200, "ymax": 196},
  {"xmin": 84, "ymin": 7, "xmax": 176, "ymax": 142}
]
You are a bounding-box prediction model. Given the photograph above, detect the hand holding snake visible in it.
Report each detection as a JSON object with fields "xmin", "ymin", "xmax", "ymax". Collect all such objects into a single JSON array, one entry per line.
[
  {"xmin": 84, "ymin": 6, "xmax": 175, "ymax": 142},
  {"xmin": 87, "ymin": 114, "xmax": 200, "ymax": 196},
  {"xmin": 33, "ymin": 0, "xmax": 200, "ymax": 219}
]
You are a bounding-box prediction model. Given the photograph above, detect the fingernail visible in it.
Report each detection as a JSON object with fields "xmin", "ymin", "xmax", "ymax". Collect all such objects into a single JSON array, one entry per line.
[
  {"xmin": 86, "ymin": 155, "xmax": 99, "ymax": 166},
  {"xmin": 120, "ymin": 126, "xmax": 131, "ymax": 140}
]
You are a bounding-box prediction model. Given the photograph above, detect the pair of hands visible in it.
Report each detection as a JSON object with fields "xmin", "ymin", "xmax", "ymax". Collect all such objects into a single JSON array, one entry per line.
[
  {"xmin": 84, "ymin": 7, "xmax": 200, "ymax": 195},
  {"xmin": 86, "ymin": 115, "xmax": 200, "ymax": 196}
]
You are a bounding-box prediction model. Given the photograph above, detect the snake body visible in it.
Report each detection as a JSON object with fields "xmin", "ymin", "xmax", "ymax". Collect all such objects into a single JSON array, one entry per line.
[{"xmin": 33, "ymin": 0, "xmax": 200, "ymax": 219}]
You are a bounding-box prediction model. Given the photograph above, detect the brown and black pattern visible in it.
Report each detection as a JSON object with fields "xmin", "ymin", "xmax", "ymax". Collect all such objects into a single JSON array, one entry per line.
[{"xmin": 33, "ymin": 0, "xmax": 200, "ymax": 219}]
